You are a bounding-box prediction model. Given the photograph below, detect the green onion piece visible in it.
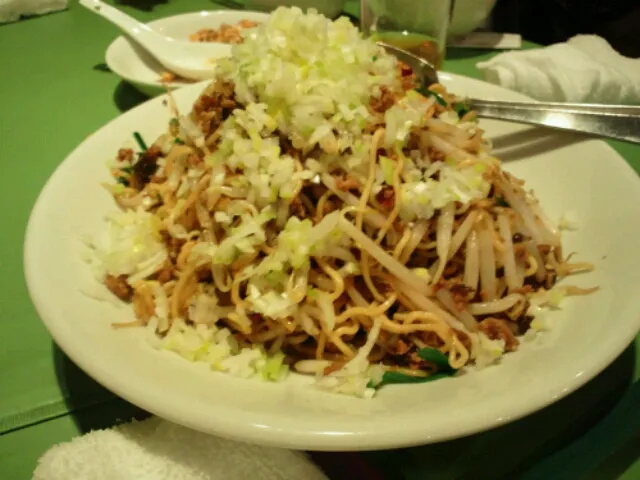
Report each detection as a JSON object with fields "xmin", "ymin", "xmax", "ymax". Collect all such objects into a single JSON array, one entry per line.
[
  {"xmin": 120, "ymin": 166, "xmax": 134, "ymax": 174},
  {"xmin": 169, "ymin": 117, "xmax": 180, "ymax": 127},
  {"xmin": 374, "ymin": 370, "xmax": 453, "ymax": 388},
  {"xmin": 174, "ymin": 138, "xmax": 185, "ymax": 145},
  {"xmin": 262, "ymin": 352, "xmax": 288, "ymax": 381},
  {"xmin": 453, "ymin": 102, "xmax": 471, "ymax": 117},
  {"xmin": 495, "ymin": 196, "xmax": 510, "ymax": 207},
  {"xmin": 379, "ymin": 156, "xmax": 395, "ymax": 185},
  {"xmin": 116, "ymin": 177, "xmax": 129, "ymax": 186},
  {"xmin": 133, "ymin": 131, "xmax": 148, "ymax": 152},
  {"xmin": 428, "ymin": 90, "xmax": 447, "ymax": 106},
  {"xmin": 416, "ymin": 347, "xmax": 453, "ymax": 370},
  {"xmin": 417, "ymin": 89, "xmax": 447, "ymax": 106},
  {"xmin": 368, "ymin": 348, "xmax": 459, "ymax": 389}
]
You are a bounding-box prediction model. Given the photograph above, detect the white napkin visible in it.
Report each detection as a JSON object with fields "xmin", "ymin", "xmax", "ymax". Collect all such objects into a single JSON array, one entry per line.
[
  {"xmin": 476, "ymin": 35, "xmax": 640, "ymax": 104},
  {"xmin": 0, "ymin": 0, "xmax": 67, "ymax": 23},
  {"xmin": 33, "ymin": 417, "xmax": 329, "ymax": 480}
]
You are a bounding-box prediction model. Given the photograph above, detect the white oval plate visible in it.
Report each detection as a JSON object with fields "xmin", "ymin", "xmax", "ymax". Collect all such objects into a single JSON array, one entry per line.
[
  {"xmin": 25, "ymin": 74, "xmax": 640, "ymax": 451},
  {"xmin": 105, "ymin": 10, "xmax": 271, "ymax": 97}
]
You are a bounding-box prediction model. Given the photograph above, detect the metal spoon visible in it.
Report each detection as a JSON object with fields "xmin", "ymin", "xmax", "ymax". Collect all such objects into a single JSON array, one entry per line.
[
  {"xmin": 379, "ymin": 42, "xmax": 640, "ymax": 144},
  {"xmin": 80, "ymin": 0, "xmax": 234, "ymax": 81}
]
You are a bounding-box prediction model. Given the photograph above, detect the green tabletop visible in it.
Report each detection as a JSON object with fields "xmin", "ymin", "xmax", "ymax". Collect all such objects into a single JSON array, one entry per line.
[{"xmin": 0, "ymin": 1, "xmax": 639, "ymax": 479}]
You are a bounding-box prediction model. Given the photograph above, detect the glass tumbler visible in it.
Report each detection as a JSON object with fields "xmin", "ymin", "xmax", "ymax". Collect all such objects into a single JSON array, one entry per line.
[{"xmin": 360, "ymin": 0, "xmax": 453, "ymax": 70}]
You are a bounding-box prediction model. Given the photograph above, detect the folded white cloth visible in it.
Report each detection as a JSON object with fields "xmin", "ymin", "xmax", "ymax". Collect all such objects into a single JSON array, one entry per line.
[
  {"xmin": 0, "ymin": 0, "xmax": 67, "ymax": 23},
  {"xmin": 33, "ymin": 417, "xmax": 329, "ymax": 480},
  {"xmin": 476, "ymin": 35, "xmax": 640, "ymax": 104}
]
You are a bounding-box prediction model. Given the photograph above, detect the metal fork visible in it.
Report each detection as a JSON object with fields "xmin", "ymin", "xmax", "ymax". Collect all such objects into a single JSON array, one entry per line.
[{"xmin": 379, "ymin": 42, "xmax": 640, "ymax": 144}]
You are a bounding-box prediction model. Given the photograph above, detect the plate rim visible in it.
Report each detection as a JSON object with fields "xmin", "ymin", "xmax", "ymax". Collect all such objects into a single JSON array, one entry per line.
[{"xmin": 24, "ymin": 75, "xmax": 640, "ymax": 450}]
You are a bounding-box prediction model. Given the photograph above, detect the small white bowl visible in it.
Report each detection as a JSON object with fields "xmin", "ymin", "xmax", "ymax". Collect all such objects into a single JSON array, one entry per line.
[{"xmin": 106, "ymin": 10, "xmax": 271, "ymax": 97}]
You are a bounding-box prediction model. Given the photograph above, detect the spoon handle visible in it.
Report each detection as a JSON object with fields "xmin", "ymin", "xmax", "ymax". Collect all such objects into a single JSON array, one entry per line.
[
  {"xmin": 469, "ymin": 99, "xmax": 640, "ymax": 144},
  {"xmin": 79, "ymin": 0, "xmax": 164, "ymax": 51}
]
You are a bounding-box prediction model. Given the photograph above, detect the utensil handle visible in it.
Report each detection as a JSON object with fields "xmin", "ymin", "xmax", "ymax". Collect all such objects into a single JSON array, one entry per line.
[
  {"xmin": 469, "ymin": 99, "xmax": 640, "ymax": 144},
  {"xmin": 79, "ymin": 0, "xmax": 163, "ymax": 52},
  {"xmin": 376, "ymin": 42, "xmax": 440, "ymax": 86}
]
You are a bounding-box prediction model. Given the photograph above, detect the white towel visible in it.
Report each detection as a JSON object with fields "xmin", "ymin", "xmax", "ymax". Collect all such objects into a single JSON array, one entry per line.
[
  {"xmin": 0, "ymin": 0, "xmax": 67, "ymax": 23},
  {"xmin": 476, "ymin": 35, "xmax": 640, "ymax": 104},
  {"xmin": 33, "ymin": 417, "xmax": 329, "ymax": 480}
]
